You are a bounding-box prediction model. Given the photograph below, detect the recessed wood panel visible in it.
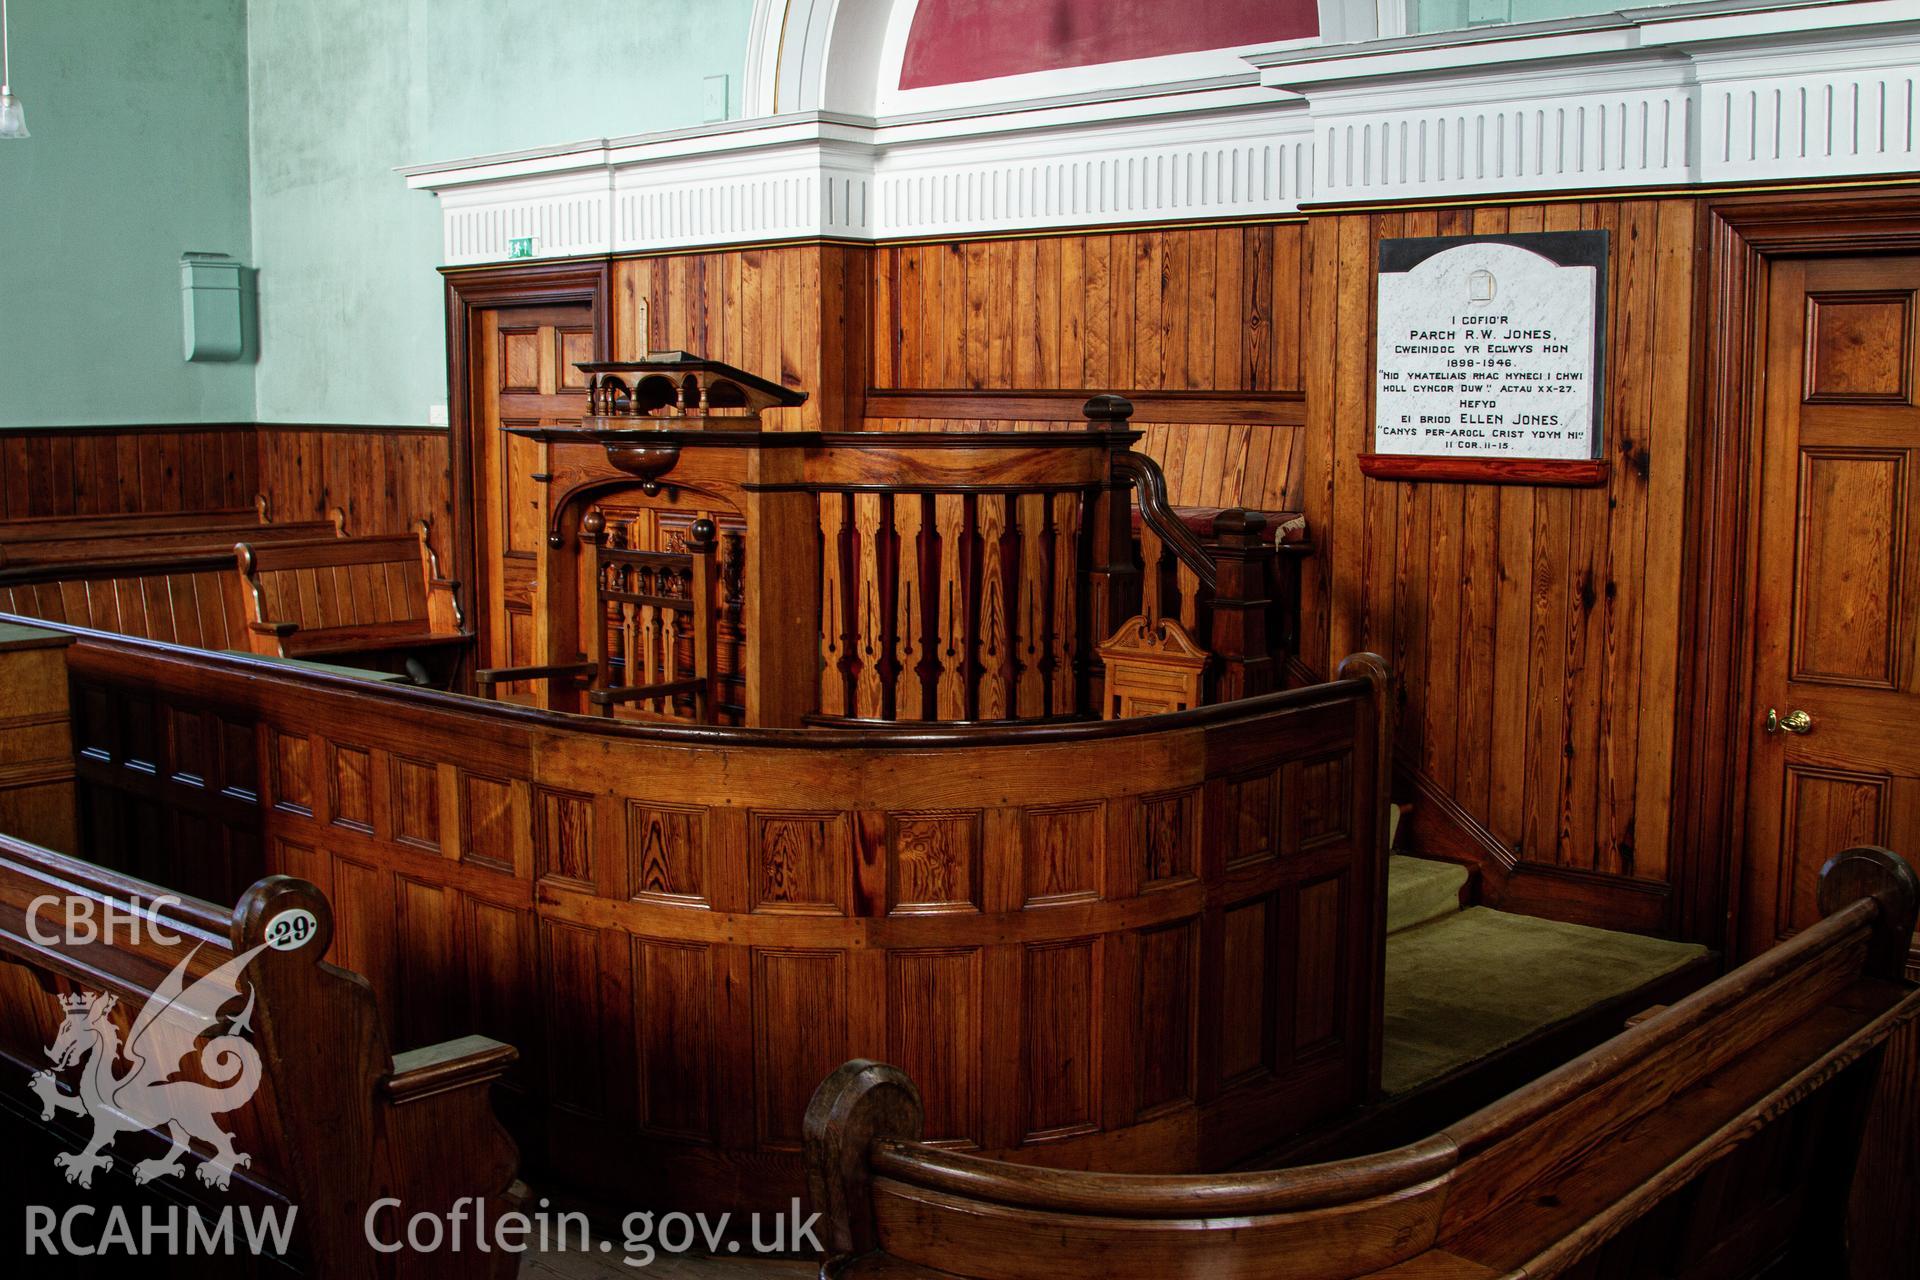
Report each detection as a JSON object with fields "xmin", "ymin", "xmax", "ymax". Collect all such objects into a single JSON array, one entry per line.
[
  {"xmin": 465, "ymin": 897, "xmax": 533, "ymax": 1058},
  {"xmin": 329, "ymin": 741, "xmax": 374, "ymax": 833},
  {"xmin": 1220, "ymin": 896, "xmax": 1273, "ymax": 1083},
  {"xmin": 1777, "ymin": 765, "xmax": 1888, "ymax": 939},
  {"xmin": 627, "ymin": 801, "xmax": 707, "ymax": 904},
  {"xmin": 120, "ymin": 693, "xmax": 157, "ymax": 774},
  {"xmin": 536, "ymin": 786, "xmax": 595, "ymax": 888},
  {"xmin": 887, "ymin": 948, "xmax": 982, "ymax": 1144},
  {"xmin": 270, "ymin": 729, "xmax": 311, "ymax": 816},
  {"xmin": 558, "ymin": 328, "xmax": 595, "ymax": 389},
  {"xmin": 1298, "ymin": 752, "xmax": 1354, "ymax": 850},
  {"xmin": 541, "ymin": 920, "xmax": 607, "ymax": 1116},
  {"xmin": 634, "ymin": 938, "xmax": 714, "ymax": 1138},
  {"xmin": 1294, "ymin": 874, "xmax": 1347, "ymax": 1054},
  {"xmin": 1022, "ymin": 802, "xmax": 1101, "ymax": 906},
  {"xmin": 1023, "ymin": 937, "xmax": 1097, "ymax": 1140},
  {"xmin": 1136, "ymin": 920, "xmax": 1196, "ymax": 1116},
  {"xmin": 1805, "ymin": 292, "xmax": 1913, "ymax": 403},
  {"xmin": 1137, "ymin": 788, "xmax": 1198, "ymax": 888},
  {"xmin": 73, "ymin": 684, "xmax": 113, "ymax": 762},
  {"xmin": 331, "ymin": 856, "xmax": 394, "ymax": 1000},
  {"xmin": 1792, "ymin": 449, "xmax": 1906, "ymax": 689},
  {"xmin": 749, "ymin": 810, "xmax": 848, "ymax": 915},
  {"xmin": 462, "ymin": 773, "xmax": 518, "ymax": 872},
  {"xmin": 887, "ymin": 811, "xmax": 982, "ymax": 914},
  {"xmin": 1226, "ymin": 769, "xmax": 1278, "ymax": 867},
  {"xmin": 753, "ymin": 949, "xmax": 846, "ymax": 1148},
  {"xmin": 272, "ymin": 837, "xmax": 325, "ymax": 898},
  {"xmin": 394, "ymin": 877, "xmax": 454, "ymax": 1049},
  {"xmin": 500, "ymin": 328, "xmax": 540, "ymax": 394},
  {"xmin": 501, "ymin": 424, "xmax": 544, "ymax": 559},
  {"xmin": 163, "ymin": 705, "xmax": 209, "ymax": 789},
  {"xmin": 217, "ymin": 716, "xmax": 257, "ymax": 802},
  {"xmin": 390, "ymin": 756, "xmax": 439, "ymax": 850}
]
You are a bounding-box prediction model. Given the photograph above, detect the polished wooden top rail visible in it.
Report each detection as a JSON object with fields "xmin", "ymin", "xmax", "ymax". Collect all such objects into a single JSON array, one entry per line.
[
  {"xmin": 0, "ymin": 835, "xmax": 520, "ymax": 1279},
  {"xmin": 804, "ymin": 846, "xmax": 1920, "ymax": 1279}
]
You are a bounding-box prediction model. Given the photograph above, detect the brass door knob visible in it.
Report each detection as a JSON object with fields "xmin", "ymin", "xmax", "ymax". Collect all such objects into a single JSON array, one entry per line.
[{"xmin": 1764, "ymin": 708, "xmax": 1813, "ymax": 735}]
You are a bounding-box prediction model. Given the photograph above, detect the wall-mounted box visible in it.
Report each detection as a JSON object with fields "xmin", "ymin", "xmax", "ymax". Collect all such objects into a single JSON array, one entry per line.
[{"xmin": 180, "ymin": 253, "xmax": 249, "ymax": 362}]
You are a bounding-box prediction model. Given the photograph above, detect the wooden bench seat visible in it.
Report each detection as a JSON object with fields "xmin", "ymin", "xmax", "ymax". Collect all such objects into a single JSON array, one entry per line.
[
  {"xmin": 0, "ymin": 550, "xmax": 249, "ymax": 647},
  {"xmin": 0, "ymin": 834, "xmax": 520, "ymax": 1278},
  {"xmin": 235, "ymin": 524, "xmax": 467, "ymax": 669},
  {"xmin": 805, "ymin": 846, "xmax": 1920, "ymax": 1279}
]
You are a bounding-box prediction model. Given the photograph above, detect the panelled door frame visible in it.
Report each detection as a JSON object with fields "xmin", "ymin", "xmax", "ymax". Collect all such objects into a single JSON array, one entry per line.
[
  {"xmin": 443, "ymin": 260, "xmax": 612, "ymax": 677},
  {"xmin": 1681, "ymin": 187, "xmax": 1920, "ymax": 960}
]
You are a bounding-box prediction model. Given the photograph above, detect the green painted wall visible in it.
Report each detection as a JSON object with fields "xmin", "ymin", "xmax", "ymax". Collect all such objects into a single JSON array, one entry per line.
[
  {"xmin": 246, "ymin": 0, "xmax": 755, "ymax": 426},
  {"xmin": 0, "ymin": 0, "xmax": 255, "ymax": 427}
]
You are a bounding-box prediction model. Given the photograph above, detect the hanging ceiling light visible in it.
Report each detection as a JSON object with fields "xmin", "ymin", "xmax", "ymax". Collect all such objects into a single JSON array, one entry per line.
[{"xmin": 0, "ymin": 0, "xmax": 27, "ymax": 140}]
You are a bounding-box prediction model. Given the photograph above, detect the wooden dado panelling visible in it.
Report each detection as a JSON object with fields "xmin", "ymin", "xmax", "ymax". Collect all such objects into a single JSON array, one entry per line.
[
  {"xmin": 1298, "ymin": 199, "xmax": 1698, "ymax": 931},
  {"xmin": 611, "ymin": 245, "xmax": 870, "ymax": 433},
  {"xmin": 62, "ymin": 629, "xmax": 1388, "ymax": 1217},
  {"xmin": 0, "ymin": 426, "xmax": 258, "ymax": 519},
  {"xmin": 866, "ymin": 227, "xmax": 1307, "ymax": 511},
  {"xmin": 255, "ymin": 426, "xmax": 455, "ymax": 568},
  {"xmin": 0, "ymin": 424, "xmax": 453, "ymax": 568}
]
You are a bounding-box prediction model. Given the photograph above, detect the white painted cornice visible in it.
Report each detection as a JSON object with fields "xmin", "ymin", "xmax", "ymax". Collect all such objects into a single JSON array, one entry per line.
[{"xmin": 403, "ymin": 0, "xmax": 1920, "ymax": 264}]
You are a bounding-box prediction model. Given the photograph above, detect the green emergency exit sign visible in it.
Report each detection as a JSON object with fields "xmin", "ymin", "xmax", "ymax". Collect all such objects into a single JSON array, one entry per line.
[{"xmin": 508, "ymin": 237, "xmax": 535, "ymax": 259}]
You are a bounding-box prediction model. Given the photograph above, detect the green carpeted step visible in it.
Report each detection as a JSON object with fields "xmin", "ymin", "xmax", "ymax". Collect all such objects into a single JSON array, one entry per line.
[
  {"xmin": 1386, "ymin": 855, "xmax": 1469, "ymax": 935},
  {"xmin": 1381, "ymin": 907, "xmax": 1709, "ymax": 1096}
]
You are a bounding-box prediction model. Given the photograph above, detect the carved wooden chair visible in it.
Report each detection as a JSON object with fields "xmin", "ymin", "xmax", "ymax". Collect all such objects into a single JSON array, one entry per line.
[{"xmin": 583, "ymin": 508, "xmax": 720, "ymax": 720}]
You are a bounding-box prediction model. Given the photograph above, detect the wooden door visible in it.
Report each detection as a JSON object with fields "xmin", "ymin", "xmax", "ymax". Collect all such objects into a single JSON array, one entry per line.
[
  {"xmin": 1743, "ymin": 256, "xmax": 1920, "ymax": 958},
  {"xmin": 473, "ymin": 304, "xmax": 595, "ymax": 703}
]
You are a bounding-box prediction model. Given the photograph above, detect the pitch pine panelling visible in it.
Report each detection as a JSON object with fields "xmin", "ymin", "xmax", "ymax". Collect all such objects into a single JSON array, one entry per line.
[
  {"xmin": 255, "ymin": 427, "xmax": 456, "ymax": 567},
  {"xmin": 0, "ymin": 427, "xmax": 258, "ymax": 519},
  {"xmin": 612, "ymin": 245, "xmax": 870, "ymax": 433},
  {"xmin": 1299, "ymin": 199, "xmax": 1697, "ymax": 915},
  {"xmin": 868, "ymin": 226, "xmax": 1307, "ymax": 512}
]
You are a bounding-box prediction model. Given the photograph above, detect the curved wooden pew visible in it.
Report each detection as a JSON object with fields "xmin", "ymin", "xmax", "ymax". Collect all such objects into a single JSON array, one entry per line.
[
  {"xmin": 805, "ymin": 846, "xmax": 1920, "ymax": 1279},
  {"xmin": 0, "ymin": 837, "xmax": 520, "ymax": 1278}
]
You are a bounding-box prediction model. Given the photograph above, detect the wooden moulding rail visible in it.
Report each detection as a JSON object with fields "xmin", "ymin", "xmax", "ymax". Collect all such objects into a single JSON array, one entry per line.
[
  {"xmin": 803, "ymin": 847, "xmax": 1920, "ymax": 1279},
  {"xmin": 864, "ymin": 387, "xmax": 1308, "ymax": 427},
  {"xmin": 46, "ymin": 616, "xmax": 1393, "ymax": 1216}
]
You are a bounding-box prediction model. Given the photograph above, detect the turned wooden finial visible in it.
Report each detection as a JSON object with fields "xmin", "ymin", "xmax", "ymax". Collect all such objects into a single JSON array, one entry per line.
[
  {"xmin": 804, "ymin": 1060, "xmax": 924, "ymax": 1261},
  {"xmin": 1818, "ymin": 846, "xmax": 1919, "ymax": 980},
  {"xmin": 1082, "ymin": 393, "xmax": 1135, "ymax": 426}
]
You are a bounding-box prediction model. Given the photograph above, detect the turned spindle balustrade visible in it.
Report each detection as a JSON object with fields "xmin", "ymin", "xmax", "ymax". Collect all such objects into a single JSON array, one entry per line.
[{"xmin": 499, "ymin": 387, "xmax": 1290, "ymax": 727}]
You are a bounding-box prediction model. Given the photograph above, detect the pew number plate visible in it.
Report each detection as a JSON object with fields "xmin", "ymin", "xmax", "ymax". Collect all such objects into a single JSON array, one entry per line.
[{"xmin": 265, "ymin": 908, "xmax": 319, "ymax": 951}]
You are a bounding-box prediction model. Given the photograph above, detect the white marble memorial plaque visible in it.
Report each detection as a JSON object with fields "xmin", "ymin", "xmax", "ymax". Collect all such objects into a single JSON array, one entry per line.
[{"xmin": 1374, "ymin": 233, "xmax": 1607, "ymax": 463}]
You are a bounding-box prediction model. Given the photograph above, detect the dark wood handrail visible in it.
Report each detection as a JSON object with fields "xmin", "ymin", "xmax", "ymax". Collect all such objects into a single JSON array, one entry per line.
[
  {"xmin": 1114, "ymin": 450, "xmax": 1217, "ymax": 594},
  {"xmin": 868, "ymin": 1134, "xmax": 1458, "ymax": 1218}
]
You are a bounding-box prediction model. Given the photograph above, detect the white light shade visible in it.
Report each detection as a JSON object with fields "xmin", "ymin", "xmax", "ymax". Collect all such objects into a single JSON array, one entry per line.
[{"xmin": 0, "ymin": 92, "xmax": 23, "ymax": 140}]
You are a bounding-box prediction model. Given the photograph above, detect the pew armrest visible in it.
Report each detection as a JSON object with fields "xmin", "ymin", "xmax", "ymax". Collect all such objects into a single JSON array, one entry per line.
[
  {"xmin": 428, "ymin": 575, "xmax": 466, "ymax": 632},
  {"xmin": 476, "ymin": 661, "xmax": 594, "ymax": 689},
  {"xmin": 244, "ymin": 619, "xmax": 299, "ymax": 656},
  {"xmin": 385, "ymin": 1034, "xmax": 518, "ymax": 1104}
]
